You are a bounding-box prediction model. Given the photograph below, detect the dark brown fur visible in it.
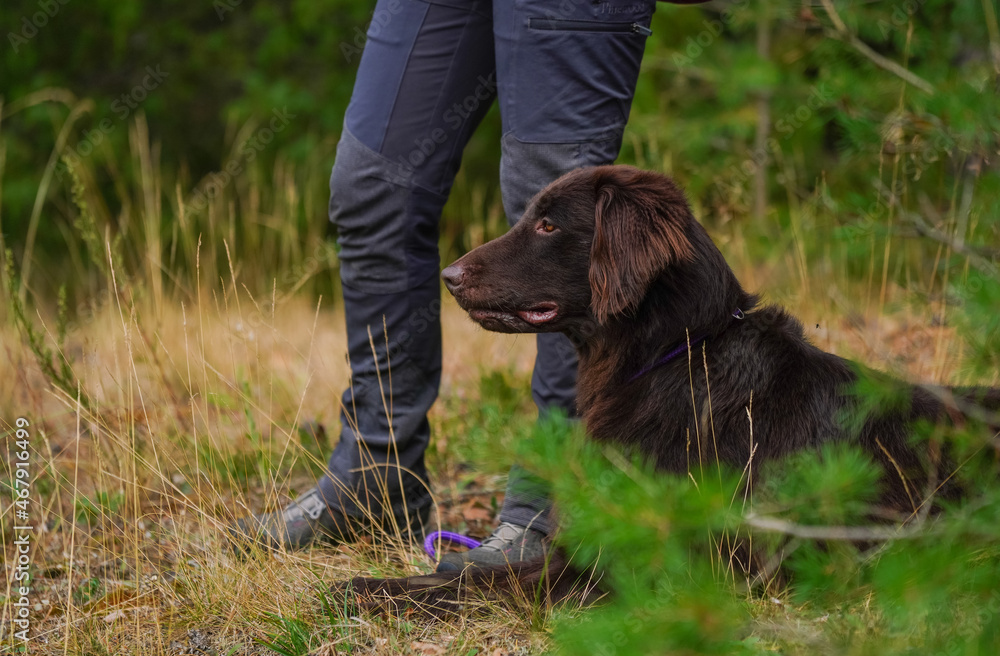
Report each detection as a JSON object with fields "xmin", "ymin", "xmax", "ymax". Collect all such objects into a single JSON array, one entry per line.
[{"xmin": 340, "ymin": 165, "xmax": 1000, "ymax": 614}]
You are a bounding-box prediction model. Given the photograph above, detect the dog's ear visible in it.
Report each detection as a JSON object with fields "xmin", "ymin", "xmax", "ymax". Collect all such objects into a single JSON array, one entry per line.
[{"xmin": 589, "ymin": 168, "xmax": 694, "ymax": 323}]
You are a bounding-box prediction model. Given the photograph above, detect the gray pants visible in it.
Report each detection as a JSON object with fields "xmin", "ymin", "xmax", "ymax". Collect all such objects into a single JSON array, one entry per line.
[{"xmin": 318, "ymin": 0, "xmax": 656, "ymax": 534}]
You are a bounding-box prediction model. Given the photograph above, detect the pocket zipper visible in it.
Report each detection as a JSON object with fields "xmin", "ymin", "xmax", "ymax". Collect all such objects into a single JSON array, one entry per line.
[{"xmin": 528, "ymin": 18, "xmax": 652, "ymax": 36}]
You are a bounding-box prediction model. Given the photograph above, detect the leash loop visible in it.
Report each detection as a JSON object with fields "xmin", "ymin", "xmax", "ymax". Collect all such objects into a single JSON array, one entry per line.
[{"xmin": 424, "ymin": 530, "xmax": 482, "ymax": 559}]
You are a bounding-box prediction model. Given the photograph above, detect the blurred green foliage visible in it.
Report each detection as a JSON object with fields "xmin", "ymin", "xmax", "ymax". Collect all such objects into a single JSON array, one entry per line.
[
  {"xmin": 2, "ymin": 0, "xmax": 370, "ymax": 170},
  {"xmin": 1, "ymin": 0, "xmax": 998, "ymax": 374},
  {"xmin": 3, "ymin": 0, "xmax": 997, "ymax": 263},
  {"xmin": 521, "ymin": 413, "xmax": 1000, "ymax": 655}
]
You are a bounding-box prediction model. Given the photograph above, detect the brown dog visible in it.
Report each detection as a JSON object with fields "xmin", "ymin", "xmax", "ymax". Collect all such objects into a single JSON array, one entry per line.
[{"xmin": 343, "ymin": 165, "xmax": 999, "ymax": 612}]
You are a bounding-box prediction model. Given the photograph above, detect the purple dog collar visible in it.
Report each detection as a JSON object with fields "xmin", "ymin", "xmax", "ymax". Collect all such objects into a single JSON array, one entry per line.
[
  {"xmin": 628, "ymin": 308, "xmax": 745, "ymax": 383},
  {"xmin": 423, "ymin": 530, "xmax": 482, "ymax": 559},
  {"xmin": 627, "ymin": 334, "xmax": 707, "ymax": 383}
]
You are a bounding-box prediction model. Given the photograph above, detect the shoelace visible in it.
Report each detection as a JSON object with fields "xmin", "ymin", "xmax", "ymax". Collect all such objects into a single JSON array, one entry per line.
[{"xmin": 479, "ymin": 522, "xmax": 526, "ymax": 551}]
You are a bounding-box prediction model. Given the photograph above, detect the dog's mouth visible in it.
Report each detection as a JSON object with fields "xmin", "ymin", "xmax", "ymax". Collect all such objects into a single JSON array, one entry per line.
[
  {"xmin": 515, "ymin": 303, "xmax": 559, "ymax": 325},
  {"xmin": 468, "ymin": 303, "xmax": 559, "ymax": 330}
]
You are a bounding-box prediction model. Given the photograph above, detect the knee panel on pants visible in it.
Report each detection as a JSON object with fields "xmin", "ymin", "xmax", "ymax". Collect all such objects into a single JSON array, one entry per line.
[
  {"xmin": 499, "ymin": 133, "xmax": 624, "ymax": 226},
  {"xmin": 330, "ymin": 128, "xmax": 428, "ymax": 295}
]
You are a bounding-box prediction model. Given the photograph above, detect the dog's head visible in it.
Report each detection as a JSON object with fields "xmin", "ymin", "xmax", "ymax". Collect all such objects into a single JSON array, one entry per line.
[{"xmin": 442, "ymin": 165, "xmax": 698, "ymax": 333}]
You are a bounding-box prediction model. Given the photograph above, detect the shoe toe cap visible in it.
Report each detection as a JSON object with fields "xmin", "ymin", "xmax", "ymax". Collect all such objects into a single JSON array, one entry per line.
[{"xmin": 435, "ymin": 554, "xmax": 465, "ymax": 572}]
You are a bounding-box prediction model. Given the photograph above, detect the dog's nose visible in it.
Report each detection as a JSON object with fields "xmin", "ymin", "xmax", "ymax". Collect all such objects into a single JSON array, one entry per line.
[{"xmin": 441, "ymin": 264, "xmax": 464, "ymax": 292}]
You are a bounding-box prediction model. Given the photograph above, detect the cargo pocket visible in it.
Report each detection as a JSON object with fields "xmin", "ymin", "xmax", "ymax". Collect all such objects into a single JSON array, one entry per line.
[
  {"xmin": 527, "ymin": 17, "xmax": 652, "ymax": 36},
  {"xmin": 506, "ymin": 13, "xmax": 652, "ymax": 143}
]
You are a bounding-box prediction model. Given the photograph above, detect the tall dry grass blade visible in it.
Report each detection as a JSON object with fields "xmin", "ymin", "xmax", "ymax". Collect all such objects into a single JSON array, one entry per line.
[
  {"xmin": 753, "ymin": 0, "xmax": 772, "ymax": 222},
  {"xmin": 130, "ymin": 113, "xmax": 164, "ymax": 318},
  {"xmin": 701, "ymin": 341, "xmax": 722, "ymax": 487},
  {"xmin": 62, "ymin": 386, "xmax": 84, "ymax": 656},
  {"xmin": 687, "ymin": 328, "xmax": 704, "ymax": 477},
  {"xmin": 20, "ymin": 98, "xmax": 95, "ymax": 300},
  {"xmin": 0, "ymin": 97, "xmax": 6, "ymax": 268}
]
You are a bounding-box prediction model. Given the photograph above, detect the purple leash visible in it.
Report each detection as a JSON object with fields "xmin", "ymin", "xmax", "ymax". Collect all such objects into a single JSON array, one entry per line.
[
  {"xmin": 424, "ymin": 530, "xmax": 482, "ymax": 560},
  {"xmin": 627, "ymin": 334, "xmax": 707, "ymax": 383},
  {"xmin": 627, "ymin": 309, "xmax": 745, "ymax": 384}
]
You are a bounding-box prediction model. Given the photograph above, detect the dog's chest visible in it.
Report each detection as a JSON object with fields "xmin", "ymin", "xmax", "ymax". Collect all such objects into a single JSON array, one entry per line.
[{"xmin": 578, "ymin": 365, "xmax": 719, "ymax": 473}]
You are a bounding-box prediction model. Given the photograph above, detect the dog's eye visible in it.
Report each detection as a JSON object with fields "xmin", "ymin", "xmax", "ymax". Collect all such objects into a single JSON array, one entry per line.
[{"xmin": 539, "ymin": 219, "xmax": 557, "ymax": 233}]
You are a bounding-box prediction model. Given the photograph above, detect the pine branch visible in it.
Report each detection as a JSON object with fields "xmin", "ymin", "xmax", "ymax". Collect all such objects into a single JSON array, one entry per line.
[
  {"xmin": 819, "ymin": 0, "xmax": 936, "ymax": 95},
  {"xmin": 745, "ymin": 513, "xmax": 925, "ymax": 541}
]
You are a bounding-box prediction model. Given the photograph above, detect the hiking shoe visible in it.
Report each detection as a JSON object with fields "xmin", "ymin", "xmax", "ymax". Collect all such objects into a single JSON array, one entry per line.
[
  {"xmin": 228, "ymin": 486, "xmax": 429, "ymax": 554},
  {"xmin": 435, "ymin": 521, "xmax": 548, "ymax": 572}
]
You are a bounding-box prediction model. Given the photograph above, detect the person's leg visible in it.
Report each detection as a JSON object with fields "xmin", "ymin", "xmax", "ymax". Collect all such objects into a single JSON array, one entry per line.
[
  {"xmin": 496, "ymin": 0, "xmax": 657, "ymax": 532},
  {"xmin": 323, "ymin": 0, "xmax": 500, "ymax": 526},
  {"xmin": 496, "ymin": 332, "xmax": 578, "ymax": 534},
  {"xmin": 438, "ymin": 0, "xmax": 656, "ymax": 568},
  {"xmin": 231, "ymin": 0, "xmax": 499, "ymax": 550}
]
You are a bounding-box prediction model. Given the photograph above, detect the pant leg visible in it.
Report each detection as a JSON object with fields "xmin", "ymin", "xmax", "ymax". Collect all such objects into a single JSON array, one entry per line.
[
  {"xmin": 319, "ymin": 0, "xmax": 498, "ymax": 520},
  {"xmin": 494, "ymin": 0, "xmax": 657, "ymax": 533}
]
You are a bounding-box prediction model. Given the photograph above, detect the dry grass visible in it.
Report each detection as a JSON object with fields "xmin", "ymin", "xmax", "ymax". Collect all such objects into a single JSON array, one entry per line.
[
  {"xmin": 1, "ymin": 284, "xmax": 554, "ymax": 655},
  {"xmin": 1, "ymin": 250, "xmax": 983, "ymax": 655}
]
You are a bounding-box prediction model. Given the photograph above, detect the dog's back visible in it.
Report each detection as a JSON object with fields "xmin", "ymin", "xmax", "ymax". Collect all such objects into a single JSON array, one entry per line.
[{"xmin": 585, "ymin": 300, "xmax": 999, "ymax": 516}]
